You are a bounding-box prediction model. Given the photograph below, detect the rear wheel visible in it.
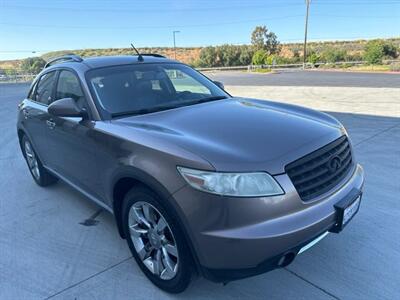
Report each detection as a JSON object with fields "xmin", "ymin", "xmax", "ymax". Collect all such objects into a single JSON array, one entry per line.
[
  {"xmin": 22, "ymin": 135, "xmax": 58, "ymax": 186},
  {"xmin": 122, "ymin": 186, "xmax": 194, "ymax": 293}
]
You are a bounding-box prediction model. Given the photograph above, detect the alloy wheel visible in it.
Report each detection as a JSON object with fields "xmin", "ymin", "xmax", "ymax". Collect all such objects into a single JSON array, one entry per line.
[
  {"xmin": 128, "ymin": 201, "xmax": 179, "ymax": 280},
  {"xmin": 24, "ymin": 141, "xmax": 40, "ymax": 180}
]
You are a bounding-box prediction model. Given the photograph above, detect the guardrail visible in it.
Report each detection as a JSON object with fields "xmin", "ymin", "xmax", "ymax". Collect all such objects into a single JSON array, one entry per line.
[
  {"xmin": 0, "ymin": 73, "xmax": 36, "ymax": 83},
  {"xmin": 198, "ymin": 59, "xmax": 400, "ymax": 72}
]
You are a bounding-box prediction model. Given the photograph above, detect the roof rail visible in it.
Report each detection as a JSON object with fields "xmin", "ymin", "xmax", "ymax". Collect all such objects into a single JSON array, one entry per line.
[
  {"xmin": 140, "ymin": 53, "xmax": 166, "ymax": 58},
  {"xmin": 44, "ymin": 54, "xmax": 83, "ymax": 68}
]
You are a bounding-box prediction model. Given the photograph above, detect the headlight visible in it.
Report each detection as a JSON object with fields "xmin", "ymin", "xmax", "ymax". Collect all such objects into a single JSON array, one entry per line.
[{"xmin": 177, "ymin": 166, "xmax": 284, "ymax": 197}]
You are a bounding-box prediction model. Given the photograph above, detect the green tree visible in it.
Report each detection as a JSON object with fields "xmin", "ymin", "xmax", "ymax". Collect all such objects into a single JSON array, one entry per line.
[
  {"xmin": 20, "ymin": 57, "xmax": 46, "ymax": 74},
  {"xmin": 252, "ymin": 49, "xmax": 268, "ymax": 65},
  {"xmin": 363, "ymin": 40, "xmax": 385, "ymax": 64},
  {"xmin": 251, "ymin": 25, "xmax": 279, "ymax": 54}
]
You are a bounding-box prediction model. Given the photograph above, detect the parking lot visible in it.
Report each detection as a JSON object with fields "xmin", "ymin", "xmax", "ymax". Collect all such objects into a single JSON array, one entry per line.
[{"xmin": 1, "ymin": 71, "xmax": 399, "ymax": 299}]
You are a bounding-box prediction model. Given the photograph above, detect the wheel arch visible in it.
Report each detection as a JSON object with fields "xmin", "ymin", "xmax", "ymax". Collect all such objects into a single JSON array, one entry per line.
[
  {"xmin": 110, "ymin": 166, "xmax": 202, "ymax": 275},
  {"xmin": 17, "ymin": 128, "xmax": 26, "ymax": 153}
]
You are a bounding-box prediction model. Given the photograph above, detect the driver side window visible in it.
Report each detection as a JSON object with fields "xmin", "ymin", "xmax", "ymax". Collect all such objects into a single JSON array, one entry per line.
[
  {"xmin": 55, "ymin": 70, "xmax": 86, "ymax": 109},
  {"xmin": 34, "ymin": 71, "xmax": 57, "ymax": 105}
]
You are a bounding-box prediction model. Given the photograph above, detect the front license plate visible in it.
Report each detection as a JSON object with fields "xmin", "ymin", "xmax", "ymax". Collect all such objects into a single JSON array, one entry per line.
[
  {"xmin": 330, "ymin": 189, "xmax": 362, "ymax": 233},
  {"xmin": 343, "ymin": 196, "xmax": 361, "ymax": 226}
]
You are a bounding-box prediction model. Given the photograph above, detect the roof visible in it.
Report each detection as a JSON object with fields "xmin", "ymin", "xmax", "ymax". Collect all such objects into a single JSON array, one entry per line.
[
  {"xmin": 82, "ymin": 55, "xmax": 176, "ymax": 68},
  {"xmin": 43, "ymin": 55, "xmax": 178, "ymax": 73}
]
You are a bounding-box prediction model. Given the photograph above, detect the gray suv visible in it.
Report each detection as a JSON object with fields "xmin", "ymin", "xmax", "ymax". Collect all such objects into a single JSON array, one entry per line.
[{"xmin": 17, "ymin": 54, "xmax": 364, "ymax": 293}]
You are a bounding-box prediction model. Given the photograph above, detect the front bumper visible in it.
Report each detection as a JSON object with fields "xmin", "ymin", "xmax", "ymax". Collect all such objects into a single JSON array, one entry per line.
[{"xmin": 172, "ymin": 164, "xmax": 364, "ymax": 282}]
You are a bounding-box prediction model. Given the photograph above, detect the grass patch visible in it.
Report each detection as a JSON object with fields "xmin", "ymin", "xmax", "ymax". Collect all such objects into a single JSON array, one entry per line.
[
  {"xmin": 251, "ymin": 68, "xmax": 273, "ymax": 73},
  {"xmin": 346, "ymin": 65, "xmax": 392, "ymax": 72},
  {"xmin": 317, "ymin": 64, "xmax": 398, "ymax": 72}
]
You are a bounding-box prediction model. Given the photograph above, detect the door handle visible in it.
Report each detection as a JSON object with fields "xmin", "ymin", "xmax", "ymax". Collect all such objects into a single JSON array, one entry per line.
[
  {"xmin": 23, "ymin": 110, "xmax": 30, "ymax": 119},
  {"xmin": 46, "ymin": 119, "xmax": 56, "ymax": 129}
]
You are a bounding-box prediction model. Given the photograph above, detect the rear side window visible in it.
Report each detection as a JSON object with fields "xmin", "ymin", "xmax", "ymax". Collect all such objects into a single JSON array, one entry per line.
[
  {"xmin": 55, "ymin": 70, "xmax": 86, "ymax": 108},
  {"xmin": 34, "ymin": 71, "xmax": 57, "ymax": 105}
]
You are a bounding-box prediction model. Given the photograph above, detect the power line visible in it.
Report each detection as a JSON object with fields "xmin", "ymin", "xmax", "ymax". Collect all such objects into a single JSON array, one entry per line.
[
  {"xmin": 0, "ymin": 12, "xmax": 398, "ymax": 31},
  {"xmin": 0, "ymin": 3, "xmax": 303, "ymax": 13},
  {"xmin": 1, "ymin": 1, "xmax": 398, "ymax": 13},
  {"xmin": 0, "ymin": 15, "xmax": 304, "ymax": 30},
  {"xmin": 315, "ymin": 14, "xmax": 400, "ymax": 18}
]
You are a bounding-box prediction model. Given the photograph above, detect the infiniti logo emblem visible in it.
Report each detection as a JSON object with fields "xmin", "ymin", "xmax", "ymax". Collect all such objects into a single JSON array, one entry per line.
[{"xmin": 328, "ymin": 156, "xmax": 342, "ymax": 173}]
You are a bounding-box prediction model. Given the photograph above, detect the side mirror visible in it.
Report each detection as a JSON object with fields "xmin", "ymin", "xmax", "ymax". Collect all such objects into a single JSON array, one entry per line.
[
  {"xmin": 48, "ymin": 98, "xmax": 86, "ymax": 118},
  {"xmin": 213, "ymin": 80, "xmax": 225, "ymax": 90}
]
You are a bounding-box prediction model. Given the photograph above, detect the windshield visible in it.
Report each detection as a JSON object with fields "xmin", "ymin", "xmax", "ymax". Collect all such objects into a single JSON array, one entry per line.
[{"xmin": 86, "ymin": 63, "xmax": 229, "ymax": 117}]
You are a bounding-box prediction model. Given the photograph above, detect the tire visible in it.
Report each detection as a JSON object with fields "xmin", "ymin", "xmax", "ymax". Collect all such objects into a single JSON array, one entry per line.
[
  {"xmin": 122, "ymin": 186, "xmax": 194, "ymax": 293},
  {"xmin": 21, "ymin": 135, "xmax": 58, "ymax": 187}
]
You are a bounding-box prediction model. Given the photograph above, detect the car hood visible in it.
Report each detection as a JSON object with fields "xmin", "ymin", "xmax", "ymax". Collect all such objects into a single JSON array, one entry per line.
[{"xmin": 113, "ymin": 98, "xmax": 346, "ymax": 174}]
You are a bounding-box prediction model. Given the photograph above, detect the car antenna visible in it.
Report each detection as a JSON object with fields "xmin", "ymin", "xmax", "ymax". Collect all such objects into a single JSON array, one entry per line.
[{"xmin": 131, "ymin": 43, "xmax": 144, "ymax": 62}]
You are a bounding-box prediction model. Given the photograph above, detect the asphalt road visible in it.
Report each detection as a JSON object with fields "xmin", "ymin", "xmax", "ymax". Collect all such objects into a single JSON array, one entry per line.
[
  {"xmin": 0, "ymin": 80, "xmax": 399, "ymax": 300},
  {"xmin": 207, "ymin": 70, "xmax": 400, "ymax": 88}
]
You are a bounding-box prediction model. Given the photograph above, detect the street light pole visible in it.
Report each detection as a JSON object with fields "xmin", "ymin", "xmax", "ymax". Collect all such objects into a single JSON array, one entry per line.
[
  {"xmin": 173, "ymin": 30, "xmax": 180, "ymax": 60},
  {"xmin": 303, "ymin": 0, "xmax": 311, "ymax": 69}
]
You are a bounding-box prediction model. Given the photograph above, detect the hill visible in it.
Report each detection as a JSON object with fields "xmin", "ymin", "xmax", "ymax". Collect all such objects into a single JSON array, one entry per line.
[{"xmin": 1, "ymin": 37, "xmax": 399, "ymax": 71}]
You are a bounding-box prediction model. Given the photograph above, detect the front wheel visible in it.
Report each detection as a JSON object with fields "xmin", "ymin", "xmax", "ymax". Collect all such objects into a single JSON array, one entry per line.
[{"xmin": 122, "ymin": 186, "xmax": 194, "ymax": 293}]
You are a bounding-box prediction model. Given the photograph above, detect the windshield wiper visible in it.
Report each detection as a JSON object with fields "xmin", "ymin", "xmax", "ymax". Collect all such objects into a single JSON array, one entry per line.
[
  {"xmin": 111, "ymin": 106, "xmax": 174, "ymax": 118},
  {"xmin": 194, "ymin": 95, "xmax": 228, "ymax": 104}
]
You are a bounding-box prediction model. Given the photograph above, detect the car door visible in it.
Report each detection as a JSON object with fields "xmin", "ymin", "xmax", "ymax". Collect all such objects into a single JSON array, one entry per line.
[
  {"xmin": 22, "ymin": 71, "xmax": 57, "ymax": 165},
  {"xmin": 45, "ymin": 69, "xmax": 104, "ymax": 200}
]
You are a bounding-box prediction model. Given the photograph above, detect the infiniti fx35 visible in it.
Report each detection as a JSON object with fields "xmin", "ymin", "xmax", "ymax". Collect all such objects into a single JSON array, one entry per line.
[{"xmin": 17, "ymin": 54, "xmax": 364, "ymax": 293}]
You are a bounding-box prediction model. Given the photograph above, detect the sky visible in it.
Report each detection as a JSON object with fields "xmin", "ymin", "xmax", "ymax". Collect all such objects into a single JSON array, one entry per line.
[{"xmin": 0, "ymin": 0, "xmax": 399, "ymax": 60}]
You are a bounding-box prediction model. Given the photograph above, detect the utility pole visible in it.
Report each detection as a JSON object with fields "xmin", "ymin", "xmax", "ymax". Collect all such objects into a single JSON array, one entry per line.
[
  {"xmin": 303, "ymin": 0, "xmax": 311, "ymax": 69},
  {"xmin": 173, "ymin": 30, "xmax": 180, "ymax": 60}
]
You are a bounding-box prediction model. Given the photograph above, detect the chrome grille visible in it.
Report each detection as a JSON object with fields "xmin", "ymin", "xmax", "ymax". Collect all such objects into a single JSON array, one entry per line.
[{"xmin": 285, "ymin": 136, "xmax": 353, "ymax": 201}]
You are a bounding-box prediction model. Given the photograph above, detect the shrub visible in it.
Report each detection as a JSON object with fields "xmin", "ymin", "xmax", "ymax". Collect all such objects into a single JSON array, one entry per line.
[
  {"xmin": 321, "ymin": 48, "xmax": 347, "ymax": 63},
  {"xmin": 198, "ymin": 46, "xmax": 218, "ymax": 67},
  {"xmin": 252, "ymin": 49, "xmax": 268, "ymax": 65},
  {"xmin": 20, "ymin": 57, "xmax": 46, "ymax": 74},
  {"xmin": 218, "ymin": 44, "xmax": 242, "ymax": 67},
  {"xmin": 238, "ymin": 46, "xmax": 255, "ymax": 65},
  {"xmin": 364, "ymin": 40, "xmax": 385, "ymax": 64},
  {"xmin": 265, "ymin": 54, "xmax": 279, "ymax": 65},
  {"xmin": 307, "ymin": 52, "xmax": 320, "ymax": 65},
  {"xmin": 383, "ymin": 43, "xmax": 399, "ymax": 59}
]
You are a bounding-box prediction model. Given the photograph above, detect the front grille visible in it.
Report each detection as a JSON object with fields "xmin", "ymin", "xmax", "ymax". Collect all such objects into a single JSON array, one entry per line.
[{"xmin": 285, "ymin": 136, "xmax": 353, "ymax": 201}]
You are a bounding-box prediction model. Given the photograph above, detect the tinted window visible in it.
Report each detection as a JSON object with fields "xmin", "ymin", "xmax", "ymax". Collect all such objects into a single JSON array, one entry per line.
[
  {"xmin": 35, "ymin": 71, "xmax": 56, "ymax": 105},
  {"xmin": 56, "ymin": 70, "xmax": 86, "ymax": 108},
  {"xmin": 27, "ymin": 81, "xmax": 37, "ymax": 100},
  {"xmin": 86, "ymin": 63, "xmax": 228, "ymax": 116}
]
